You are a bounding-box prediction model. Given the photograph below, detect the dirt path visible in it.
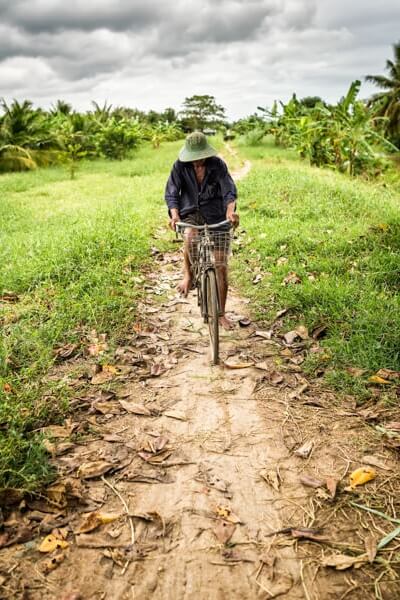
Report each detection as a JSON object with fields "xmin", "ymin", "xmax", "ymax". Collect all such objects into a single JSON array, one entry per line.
[{"xmin": 2, "ymin": 161, "xmax": 400, "ymax": 600}]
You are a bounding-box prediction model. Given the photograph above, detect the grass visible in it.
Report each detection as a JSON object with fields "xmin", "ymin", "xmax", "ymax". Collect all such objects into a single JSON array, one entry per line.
[
  {"xmin": 1, "ymin": 135, "xmax": 399, "ymax": 490},
  {"xmin": 0, "ymin": 141, "xmax": 182, "ymax": 490},
  {"xmin": 233, "ymin": 138, "xmax": 400, "ymax": 395}
]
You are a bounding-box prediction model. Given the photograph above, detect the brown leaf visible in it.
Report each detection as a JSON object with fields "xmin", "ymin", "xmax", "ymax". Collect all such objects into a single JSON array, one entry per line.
[
  {"xmin": 0, "ymin": 291, "xmax": 19, "ymax": 303},
  {"xmin": 59, "ymin": 592, "xmax": 82, "ymax": 600},
  {"xmin": 40, "ymin": 551, "xmax": 66, "ymax": 573},
  {"xmin": 223, "ymin": 358, "xmax": 254, "ymax": 369},
  {"xmin": 346, "ymin": 367, "xmax": 366, "ymax": 377},
  {"xmin": 294, "ymin": 440, "xmax": 313, "ymax": 458},
  {"xmin": 0, "ymin": 527, "xmax": 33, "ymax": 548},
  {"xmin": 325, "ymin": 477, "xmax": 338, "ymax": 499},
  {"xmin": 252, "ymin": 274, "xmax": 262, "ymax": 284},
  {"xmin": 300, "ymin": 475, "xmax": 324, "ymax": 489},
  {"xmin": 54, "ymin": 343, "xmax": 78, "ymax": 361},
  {"xmin": 77, "ymin": 461, "xmax": 114, "ymax": 479},
  {"xmin": 254, "ymin": 329, "xmax": 273, "ymax": 340},
  {"xmin": 283, "ymin": 271, "xmax": 301, "ymax": 285},
  {"xmin": 311, "ymin": 324, "xmax": 327, "ymax": 339},
  {"xmin": 290, "ymin": 528, "xmax": 327, "ymax": 542},
  {"xmin": 119, "ymin": 400, "xmax": 151, "ymax": 416},
  {"xmin": 213, "ymin": 521, "xmax": 236, "ymax": 544},
  {"xmin": 91, "ymin": 364, "xmax": 118, "ymax": 385},
  {"xmin": 375, "ymin": 368, "xmax": 400, "ymax": 381},
  {"xmin": 321, "ymin": 552, "xmax": 368, "ymax": 570},
  {"xmin": 361, "ymin": 455, "xmax": 392, "ymax": 471},
  {"xmin": 76, "ymin": 512, "xmax": 120, "ymax": 534},
  {"xmin": 260, "ymin": 469, "xmax": 281, "ymax": 491},
  {"xmin": 164, "ymin": 410, "xmax": 187, "ymax": 421},
  {"xmin": 289, "ymin": 383, "xmax": 309, "ymax": 399},
  {"xmin": 364, "ymin": 535, "xmax": 378, "ymax": 563},
  {"xmin": 385, "ymin": 421, "xmax": 400, "ymax": 432},
  {"xmin": 46, "ymin": 482, "xmax": 67, "ymax": 508},
  {"xmin": 270, "ymin": 371, "xmax": 284, "ymax": 385}
]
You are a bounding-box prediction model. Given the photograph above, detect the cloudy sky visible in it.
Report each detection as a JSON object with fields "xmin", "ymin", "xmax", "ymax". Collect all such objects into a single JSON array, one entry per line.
[{"xmin": 0, "ymin": 0, "xmax": 399, "ymax": 119}]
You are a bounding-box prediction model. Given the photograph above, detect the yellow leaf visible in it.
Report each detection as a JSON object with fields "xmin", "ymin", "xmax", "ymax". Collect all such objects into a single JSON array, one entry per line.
[
  {"xmin": 76, "ymin": 512, "xmax": 120, "ymax": 534},
  {"xmin": 347, "ymin": 467, "xmax": 376, "ymax": 491},
  {"xmin": 368, "ymin": 375, "xmax": 390, "ymax": 385},
  {"xmin": 39, "ymin": 534, "xmax": 69, "ymax": 553}
]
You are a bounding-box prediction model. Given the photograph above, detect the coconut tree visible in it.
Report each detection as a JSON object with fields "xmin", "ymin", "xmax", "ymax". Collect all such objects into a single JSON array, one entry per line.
[{"xmin": 366, "ymin": 41, "xmax": 400, "ymax": 147}]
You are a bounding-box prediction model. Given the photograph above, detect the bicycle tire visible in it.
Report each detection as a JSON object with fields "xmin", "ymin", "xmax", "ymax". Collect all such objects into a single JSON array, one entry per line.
[{"xmin": 205, "ymin": 269, "xmax": 219, "ymax": 365}]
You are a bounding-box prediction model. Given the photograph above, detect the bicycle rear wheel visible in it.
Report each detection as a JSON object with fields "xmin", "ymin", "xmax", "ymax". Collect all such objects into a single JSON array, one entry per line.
[{"xmin": 205, "ymin": 269, "xmax": 219, "ymax": 365}]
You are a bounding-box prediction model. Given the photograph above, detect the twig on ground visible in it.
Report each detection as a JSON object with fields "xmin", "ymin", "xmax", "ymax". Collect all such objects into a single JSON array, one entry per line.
[{"xmin": 101, "ymin": 475, "xmax": 135, "ymax": 574}]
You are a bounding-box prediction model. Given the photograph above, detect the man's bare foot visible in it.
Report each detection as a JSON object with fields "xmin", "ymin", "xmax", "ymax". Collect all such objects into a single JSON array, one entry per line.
[
  {"xmin": 177, "ymin": 276, "xmax": 192, "ymax": 297},
  {"xmin": 219, "ymin": 315, "xmax": 235, "ymax": 330}
]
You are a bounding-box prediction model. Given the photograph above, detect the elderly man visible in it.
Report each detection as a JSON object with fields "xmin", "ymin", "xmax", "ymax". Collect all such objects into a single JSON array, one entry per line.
[{"xmin": 165, "ymin": 131, "xmax": 239, "ymax": 330}]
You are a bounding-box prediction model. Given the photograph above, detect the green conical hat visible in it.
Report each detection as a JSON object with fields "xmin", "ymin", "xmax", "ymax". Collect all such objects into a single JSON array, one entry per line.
[{"xmin": 179, "ymin": 131, "xmax": 217, "ymax": 162}]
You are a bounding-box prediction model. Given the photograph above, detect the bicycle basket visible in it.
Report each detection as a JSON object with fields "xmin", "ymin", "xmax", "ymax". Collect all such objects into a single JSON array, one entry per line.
[{"xmin": 187, "ymin": 230, "xmax": 232, "ymax": 267}]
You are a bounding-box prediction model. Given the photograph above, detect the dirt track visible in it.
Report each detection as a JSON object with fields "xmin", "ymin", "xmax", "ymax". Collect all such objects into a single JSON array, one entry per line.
[{"xmin": 2, "ymin": 158, "xmax": 399, "ymax": 600}]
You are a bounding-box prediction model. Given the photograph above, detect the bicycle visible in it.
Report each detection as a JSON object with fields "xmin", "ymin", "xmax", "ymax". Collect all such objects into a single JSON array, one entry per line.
[{"xmin": 175, "ymin": 220, "xmax": 232, "ymax": 365}]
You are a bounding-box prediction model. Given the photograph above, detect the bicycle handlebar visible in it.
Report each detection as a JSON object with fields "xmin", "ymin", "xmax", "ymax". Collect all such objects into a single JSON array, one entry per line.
[{"xmin": 176, "ymin": 219, "xmax": 231, "ymax": 232}]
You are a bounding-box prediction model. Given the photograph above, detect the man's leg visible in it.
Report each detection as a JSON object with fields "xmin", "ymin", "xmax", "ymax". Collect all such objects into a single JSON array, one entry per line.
[
  {"xmin": 177, "ymin": 228, "xmax": 196, "ymax": 296},
  {"xmin": 215, "ymin": 258, "xmax": 235, "ymax": 330}
]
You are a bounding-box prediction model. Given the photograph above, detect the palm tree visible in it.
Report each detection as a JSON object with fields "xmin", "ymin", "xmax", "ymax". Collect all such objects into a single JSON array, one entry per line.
[{"xmin": 366, "ymin": 41, "xmax": 400, "ymax": 147}]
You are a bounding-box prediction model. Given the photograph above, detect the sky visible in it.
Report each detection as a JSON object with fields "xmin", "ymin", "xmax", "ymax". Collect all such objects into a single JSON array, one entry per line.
[{"xmin": 0, "ymin": 0, "xmax": 399, "ymax": 120}]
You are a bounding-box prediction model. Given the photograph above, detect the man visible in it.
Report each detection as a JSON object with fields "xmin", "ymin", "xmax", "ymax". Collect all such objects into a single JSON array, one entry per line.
[{"xmin": 165, "ymin": 131, "xmax": 239, "ymax": 330}]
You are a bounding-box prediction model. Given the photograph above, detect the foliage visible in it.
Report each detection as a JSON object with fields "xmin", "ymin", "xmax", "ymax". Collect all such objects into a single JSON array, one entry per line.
[
  {"xmin": 366, "ymin": 41, "xmax": 400, "ymax": 147},
  {"xmin": 0, "ymin": 99, "xmax": 184, "ymax": 173},
  {"xmin": 180, "ymin": 94, "xmax": 226, "ymax": 131},
  {"xmin": 233, "ymin": 139, "xmax": 400, "ymax": 398},
  {"xmin": 0, "ymin": 141, "xmax": 180, "ymax": 489},
  {"xmin": 248, "ymin": 82, "xmax": 395, "ymax": 176}
]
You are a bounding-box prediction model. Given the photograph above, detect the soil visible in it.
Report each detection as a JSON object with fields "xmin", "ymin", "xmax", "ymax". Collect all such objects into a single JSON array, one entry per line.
[{"xmin": 1, "ymin": 162, "xmax": 399, "ymax": 600}]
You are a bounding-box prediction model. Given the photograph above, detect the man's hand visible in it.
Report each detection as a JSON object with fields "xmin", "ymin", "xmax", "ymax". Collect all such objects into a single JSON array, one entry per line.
[
  {"xmin": 226, "ymin": 203, "xmax": 239, "ymax": 228},
  {"xmin": 169, "ymin": 208, "xmax": 180, "ymax": 231}
]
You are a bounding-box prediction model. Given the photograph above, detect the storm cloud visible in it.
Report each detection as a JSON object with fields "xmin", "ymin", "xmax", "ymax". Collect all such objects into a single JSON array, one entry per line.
[{"xmin": 0, "ymin": 0, "xmax": 398, "ymax": 117}]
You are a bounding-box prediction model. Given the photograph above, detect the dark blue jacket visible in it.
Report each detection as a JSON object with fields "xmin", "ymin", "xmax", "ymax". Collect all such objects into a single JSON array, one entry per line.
[{"xmin": 164, "ymin": 156, "xmax": 237, "ymax": 223}]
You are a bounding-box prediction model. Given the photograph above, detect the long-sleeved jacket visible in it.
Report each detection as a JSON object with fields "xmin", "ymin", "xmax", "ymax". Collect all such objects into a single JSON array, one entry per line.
[{"xmin": 164, "ymin": 156, "xmax": 237, "ymax": 223}]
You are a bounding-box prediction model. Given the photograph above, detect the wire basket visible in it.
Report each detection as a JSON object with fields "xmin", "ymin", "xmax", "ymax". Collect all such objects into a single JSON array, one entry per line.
[{"xmin": 186, "ymin": 231, "xmax": 232, "ymax": 267}]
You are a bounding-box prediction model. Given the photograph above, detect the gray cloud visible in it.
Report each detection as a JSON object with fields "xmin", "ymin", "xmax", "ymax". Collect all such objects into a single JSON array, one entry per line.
[{"xmin": 0, "ymin": 0, "xmax": 398, "ymax": 117}]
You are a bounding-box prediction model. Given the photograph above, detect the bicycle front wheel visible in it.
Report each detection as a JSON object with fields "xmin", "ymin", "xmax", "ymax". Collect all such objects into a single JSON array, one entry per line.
[{"xmin": 205, "ymin": 269, "xmax": 219, "ymax": 365}]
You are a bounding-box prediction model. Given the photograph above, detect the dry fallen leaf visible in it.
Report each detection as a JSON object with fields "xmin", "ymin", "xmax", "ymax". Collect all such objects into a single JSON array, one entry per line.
[
  {"xmin": 300, "ymin": 475, "xmax": 324, "ymax": 489},
  {"xmin": 91, "ymin": 364, "xmax": 118, "ymax": 385},
  {"xmin": 213, "ymin": 521, "xmax": 236, "ymax": 544},
  {"xmin": 76, "ymin": 512, "xmax": 120, "ymax": 534},
  {"xmin": 374, "ymin": 368, "xmax": 400, "ymax": 381},
  {"xmin": 54, "ymin": 343, "xmax": 78, "ymax": 361},
  {"xmin": 345, "ymin": 467, "xmax": 376, "ymax": 491},
  {"xmin": 325, "ymin": 477, "xmax": 338, "ymax": 499},
  {"xmin": 289, "ymin": 528, "xmax": 327, "ymax": 542},
  {"xmin": 77, "ymin": 461, "xmax": 114, "ymax": 479},
  {"xmin": 283, "ymin": 271, "xmax": 301, "ymax": 285},
  {"xmin": 254, "ymin": 329, "xmax": 273, "ymax": 340},
  {"xmin": 361, "ymin": 455, "xmax": 392, "ymax": 471},
  {"xmin": 368, "ymin": 375, "xmax": 391, "ymax": 385},
  {"xmin": 119, "ymin": 400, "xmax": 151, "ymax": 416},
  {"xmin": 38, "ymin": 534, "xmax": 69, "ymax": 553},
  {"xmin": 40, "ymin": 551, "xmax": 66, "ymax": 573},
  {"xmin": 321, "ymin": 552, "xmax": 368, "ymax": 570},
  {"xmin": 223, "ymin": 358, "xmax": 254, "ymax": 369},
  {"xmin": 215, "ymin": 505, "xmax": 241, "ymax": 524},
  {"xmin": 260, "ymin": 469, "xmax": 281, "ymax": 491},
  {"xmin": 294, "ymin": 440, "xmax": 313, "ymax": 459},
  {"xmin": 364, "ymin": 534, "xmax": 378, "ymax": 563}
]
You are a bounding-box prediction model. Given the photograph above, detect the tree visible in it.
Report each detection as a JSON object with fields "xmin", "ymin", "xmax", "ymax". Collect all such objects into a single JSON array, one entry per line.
[
  {"xmin": 366, "ymin": 41, "xmax": 400, "ymax": 147},
  {"xmin": 180, "ymin": 95, "xmax": 226, "ymax": 131}
]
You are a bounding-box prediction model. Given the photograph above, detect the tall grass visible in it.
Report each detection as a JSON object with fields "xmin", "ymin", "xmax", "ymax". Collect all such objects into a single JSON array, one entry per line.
[
  {"xmin": 233, "ymin": 139, "xmax": 400, "ymax": 393},
  {"xmin": 0, "ymin": 142, "xmax": 181, "ymax": 489}
]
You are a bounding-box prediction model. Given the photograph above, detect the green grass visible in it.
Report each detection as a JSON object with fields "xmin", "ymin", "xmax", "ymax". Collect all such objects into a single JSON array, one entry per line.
[
  {"xmin": 0, "ymin": 142, "xmax": 181, "ymax": 490},
  {"xmin": 233, "ymin": 139, "xmax": 400, "ymax": 394}
]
